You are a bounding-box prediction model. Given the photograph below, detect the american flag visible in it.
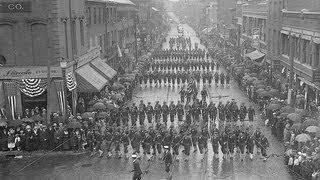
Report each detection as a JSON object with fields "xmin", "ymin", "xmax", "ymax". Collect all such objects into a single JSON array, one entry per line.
[{"xmin": 187, "ymin": 78, "xmax": 196, "ymax": 95}]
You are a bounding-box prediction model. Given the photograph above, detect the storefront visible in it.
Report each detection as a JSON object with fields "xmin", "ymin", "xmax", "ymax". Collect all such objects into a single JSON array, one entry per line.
[{"xmin": 0, "ymin": 66, "xmax": 72, "ymax": 120}]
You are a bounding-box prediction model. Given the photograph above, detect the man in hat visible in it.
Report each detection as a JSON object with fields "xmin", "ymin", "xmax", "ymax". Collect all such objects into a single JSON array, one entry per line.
[
  {"xmin": 239, "ymin": 103, "xmax": 247, "ymax": 126},
  {"xmin": 130, "ymin": 154, "xmax": 143, "ymax": 180},
  {"xmin": 138, "ymin": 101, "xmax": 146, "ymax": 126},
  {"xmin": 211, "ymin": 126, "xmax": 220, "ymax": 159},
  {"xmin": 248, "ymin": 105, "xmax": 255, "ymax": 126},
  {"xmin": 162, "ymin": 102, "xmax": 169, "ymax": 125},
  {"xmin": 146, "ymin": 102, "xmax": 154, "ymax": 124},
  {"xmin": 163, "ymin": 145, "xmax": 173, "ymax": 178},
  {"xmin": 154, "ymin": 101, "xmax": 162, "ymax": 122},
  {"xmin": 121, "ymin": 128, "xmax": 130, "ymax": 159},
  {"xmin": 182, "ymin": 132, "xmax": 192, "ymax": 161},
  {"xmin": 176, "ymin": 101, "xmax": 184, "ymax": 125},
  {"xmin": 208, "ymin": 102, "xmax": 217, "ymax": 123},
  {"xmin": 131, "ymin": 103, "xmax": 138, "ymax": 126},
  {"xmin": 169, "ymin": 101, "xmax": 176, "ymax": 124},
  {"xmin": 260, "ymin": 134, "xmax": 269, "ymax": 162}
]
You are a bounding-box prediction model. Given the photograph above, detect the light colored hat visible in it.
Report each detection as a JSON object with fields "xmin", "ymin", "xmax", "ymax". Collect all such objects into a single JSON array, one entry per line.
[
  {"xmin": 132, "ymin": 154, "xmax": 137, "ymax": 158},
  {"xmin": 164, "ymin": 146, "xmax": 169, "ymax": 149},
  {"xmin": 26, "ymin": 125, "xmax": 31, "ymax": 129},
  {"xmin": 298, "ymin": 152, "xmax": 302, "ymax": 155}
]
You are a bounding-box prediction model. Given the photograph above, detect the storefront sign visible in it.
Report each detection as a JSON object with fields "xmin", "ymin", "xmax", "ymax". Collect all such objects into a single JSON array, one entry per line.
[
  {"xmin": 313, "ymin": 69, "xmax": 320, "ymax": 83},
  {"xmin": 252, "ymin": 28, "xmax": 260, "ymax": 49},
  {"xmin": 0, "ymin": 66, "xmax": 62, "ymax": 79},
  {"xmin": 0, "ymin": 2, "xmax": 32, "ymax": 13}
]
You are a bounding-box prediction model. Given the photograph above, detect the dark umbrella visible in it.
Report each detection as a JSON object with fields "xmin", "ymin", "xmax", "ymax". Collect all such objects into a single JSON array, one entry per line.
[
  {"xmin": 82, "ymin": 112, "xmax": 95, "ymax": 119},
  {"xmin": 266, "ymin": 103, "xmax": 281, "ymax": 110},
  {"xmin": 96, "ymin": 112, "xmax": 109, "ymax": 119},
  {"xmin": 8, "ymin": 120, "xmax": 23, "ymax": 127},
  {"xmin": 290, "ymin": 123, "xmax": 302, "ymax": 131},
  {"xmin": 112, "ymin": 83, "xmax": 125, "ymax": 90},
  {"xmin": 281, "ymin": 106, "xmax": 295, "ymax": 113},
  {"xmin": 279, "ymin": 113, "xmax": 289, "ymax": 119},
  {"xmin": 22, "ymin": 118, "xmax": 34, "ymax": 123},
  {"xmin": 0, "ymin": 119, "xmax": 7, "ymax": 127},
  {"xmin": 93, "ymin": 102, "xmax": 107, "ymax": 111},
  {"xmin": 302, "ymin": 119, "xmax": 319, "ymax": 129},
  {"xmin": 287, "ymin": 113, "xmax": 301, "ymax": 123},
  {"xmin": 66, "ymin": 122, "xmax": 82, "ymax": 129}
]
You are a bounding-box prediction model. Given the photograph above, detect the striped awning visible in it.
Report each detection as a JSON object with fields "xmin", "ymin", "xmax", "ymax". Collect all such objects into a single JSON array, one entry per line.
[
  {"xmin": 90, "ymin": 58, "xmax": 117, "ymax": 81},
  {"xmin": 76, "ymin": 65, "xmax": 108, "ymax": 92}
]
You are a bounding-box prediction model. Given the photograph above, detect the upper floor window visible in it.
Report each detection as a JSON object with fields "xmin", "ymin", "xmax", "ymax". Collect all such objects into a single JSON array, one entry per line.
[
  {"xmin": 87, "ymin": 7, "xmax": 91, "ymax": 25},
  {"xmin": 98, "ymin": 8, "xmax": 101, "ymax": 24},
  {"xmin": 94, "ymin": 8, "xmax": 97, "ymax": 24}
]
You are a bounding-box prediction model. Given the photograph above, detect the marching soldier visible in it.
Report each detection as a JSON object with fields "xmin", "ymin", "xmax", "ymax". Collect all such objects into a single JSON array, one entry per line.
[
  {"xmin": 201, "ymin": 87, "xmax": 208, "ymax": 102},
  {"xmin": 214, "ymin": 72, "xmax": 219, "ymax": 86},
  {"xmin": 146, "ymin": 102, "xmax": 154, "ymax": 124},
  {"xmin": 154, "ymin": 101, "xmax": 162, "ymax": 122},
  {"xmin": 172, "ymin": 131, "xmax": 181, "ymax": 161},
  {"xmin": 260, "ymin": 134, "xmax": 269, "ymax": 162},
  {"xmin": 144, "ymin": 132, "xmax": 153, "ymax": 161},
  {"xmin": 162, "ymin": 102, "xmax": 169, "ymax": 124},
  {"xmin": 218, "ymin": 102, "xmax": 225, "ymax": 124},
  {"xmin": 120, "ymin": 106, "xmax": 130, "ymax": 126},
  {"xmin": 220, "ymin": 72, "xmax": 225, "ymax": 86},
  {"xmin": 208, "ymin": 102, "xmax": 217, "ymax": 123},
  {"xmin": 220, "ymin": 130, "xmax": 229, "ymax": 160},
  {"xmin": 253, "ymin": 127, "xmax": 262, "ymax": 155},
  {"xmin": 132, "ymin": 131, "xmax": 141, "ymax": 154},
  {"xmin": 191, "ymin": 124, "xmax": 198, "ymax": 152},
  {"xmin": 238, "ymin": 132, "xmax": 247, "ymax": 161},
  {"xmin": 246, "ymin": 133, "xmax": 255, "ymax": 160},
  {"xmin": 226, "ymin": 73, "xmax": 230, "ymax": 87},
  {"xmin": 211, "ymin": 124, "xmax": 220, "ymax": 159},
  {"xmin": 179, "ymin": 87, "xmax": 186, "ymax": 103},
  {"xmin": 239, "ymin": 103, "xmax": 247, "ymax": 125},
  {"xmin": 248, "ymin": 105, "xmax": 255, "ymax": 126},
  {"xmin": 176, "ymin": 101, "xmax": 184, "ymax": 124},
  {"xmin": 105, "ymin": 128, "xmax": 113, "ymax": 157},
  {"xmin": 163, "ymin": 146, "xmax": 173, "ymax": 178},
  {"xmin": 130, "ymin": 154, "xmax": 143, "ymax": 180},
  {"xmin": 113, "ymin": 128, "xmax": 122, "ymax": 158},
  {"xmin": 121, "ymin": 129, "xmax": 130, "ymax": 159},
  {"xmin": 163, "ymin": 131, "xmax": 173, "ymax": 151},
  {"xmin": 169, "ymin": 101, "xmax": 176, "ymax": 124},
  {"xmin": 131, "ymin": 103, "xmax": 138, "ymax": 126},
  {"xmin": 198, "ymin": 130, "xmax": 208, "ymax": 161},
  {"xmin": 182, "ymin": 133, "xmax": 192, "ymax": 161},
  {"xmin": 155, "ymin": 130, "xmax": 163, "ymax": 159},
  {"xmin": 138, "ymin": 101, "xmax": 146, "ymax": 126}
]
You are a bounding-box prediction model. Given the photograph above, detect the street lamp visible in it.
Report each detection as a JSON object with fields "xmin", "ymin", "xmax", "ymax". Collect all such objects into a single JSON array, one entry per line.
[{"xmin": 59, "ymin": 57, "xmax": 68, "ymax": 121}]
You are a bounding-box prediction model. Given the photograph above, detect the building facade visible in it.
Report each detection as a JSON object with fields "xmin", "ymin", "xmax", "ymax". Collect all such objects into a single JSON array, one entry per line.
[{"xmin": 278, "ymin": 0, "xmax": 320, "ymax": 105}]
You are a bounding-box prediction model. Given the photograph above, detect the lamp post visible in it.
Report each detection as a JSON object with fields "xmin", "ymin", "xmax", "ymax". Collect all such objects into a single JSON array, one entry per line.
[{"xmin": 59, "ymin": 58, "xmax": 68, "ymax": 120}]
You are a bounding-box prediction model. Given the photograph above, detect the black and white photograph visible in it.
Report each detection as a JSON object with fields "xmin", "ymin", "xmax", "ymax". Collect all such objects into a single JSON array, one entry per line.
[{"xmin": 0, "ymin": 0, "xmax": 319, "ymax": 179}]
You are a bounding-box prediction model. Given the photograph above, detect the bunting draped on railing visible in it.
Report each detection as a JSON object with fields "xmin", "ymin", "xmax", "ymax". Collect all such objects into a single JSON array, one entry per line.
[
  {"xmin": 13, "ymin": 79, "xmax": 47, "ymax": 97},
  {"xmin": 66, "ymin": 72, "xmax": 77, "ymax": 91}
]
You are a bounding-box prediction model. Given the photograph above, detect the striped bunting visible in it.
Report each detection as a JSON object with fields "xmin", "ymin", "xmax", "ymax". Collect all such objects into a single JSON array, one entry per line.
[{"xmin": 66, "ymin": 72, "xmax": 77, "ymax": 91}]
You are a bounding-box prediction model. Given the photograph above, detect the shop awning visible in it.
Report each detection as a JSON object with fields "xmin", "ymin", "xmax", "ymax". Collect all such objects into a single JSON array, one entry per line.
[
  {"xmin": 245, "ymin": 50, "xmax": 266, "ymax": 63},
  {"xmin": 76, "ymin": 65, "xmax": 108, "ymax": 92},
  {"xmin": 90, "ymin": 58, "xmax": 117, "ymax": 81}
]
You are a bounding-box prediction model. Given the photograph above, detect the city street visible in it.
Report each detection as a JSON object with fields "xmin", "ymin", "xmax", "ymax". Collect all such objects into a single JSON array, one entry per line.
[{"xmin": 0, "ymin": 13, "xmax": 295, "ymax": 180}]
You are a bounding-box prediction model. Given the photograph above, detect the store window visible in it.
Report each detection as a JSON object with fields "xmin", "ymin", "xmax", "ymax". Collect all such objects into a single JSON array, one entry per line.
[
  {"xmin": 94, "ymin": 8, "xmax": 97, "ymax": 24},
  {"xmin": 87, "ymin": 7, "xmax": 91, "ymax": 25},
  {"xmin": 0, "ymin": 55, "xmax": 6, "ymax": 66}
]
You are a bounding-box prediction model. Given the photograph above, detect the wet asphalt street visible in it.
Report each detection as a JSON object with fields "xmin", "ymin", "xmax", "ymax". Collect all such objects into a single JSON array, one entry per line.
[{"xmin": 0, "ymin": 13, "xmax": 295, "ymax": 180}]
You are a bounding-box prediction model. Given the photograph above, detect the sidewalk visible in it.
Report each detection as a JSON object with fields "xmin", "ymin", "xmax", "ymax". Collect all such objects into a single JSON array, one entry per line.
[{"xmin": 0, "ymin": 150, "xmax": 88, "ymax": 159}]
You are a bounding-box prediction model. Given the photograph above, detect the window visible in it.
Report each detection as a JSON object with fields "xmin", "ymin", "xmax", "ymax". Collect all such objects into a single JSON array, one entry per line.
[
  {"xmin": 281, "ymin": 34, "xmax": 289, "ymax": 56},
  {"xmin": 87, "ymin": 7, "xmax": 91, "ymax": 25},
  {"xmin": 301, "ymin": 39, "xmax": 307, "ymax": 63},
  {"xmin": 0, "ymin": 24, "xmax": 14, "ymax": 65},
  {"xmin": 104, "ymin": 34, "xmax": 106, "ymax": 51},
  {"xmin": 98, "ymin": 8, "xmax": 101, "ymax": 24},
  {"xmin": 94, "ymin": 8, "xmax": 97, "ymax": 24},
  {"xmin": 272, "ymin": 30, "xmax": 276, "ymax": 53},
  {"xmin": 63, "ymin": 21, "xmax": 69, "ymax": 58},
  {"xmin": 268, "ymin": 29, "xmax": 271, "ymax": 51},
  {"xmin": 107, "ymin": 32, "xmax": 110, "ymax": 48},
  {"xmin": 71, "ymin": 20, "xmax": 77, "ymax": 55},
  {"xmin": 80, "ymin": 20, "xmax": 84, "ymax": 46},
  {"xmin": 107, "ymin": 8, "xmax": 109, "ymax": 23},
  {"xmin": 31, "ymin": 23, "xmax": 48, "ymax": 65},
  {"xmin": 103, "ymin": 8, "xmax": 105, "ymax": 22},
  {"xmin": 99, "ymin": 35, "xmax": 103, "ymax": 53}
]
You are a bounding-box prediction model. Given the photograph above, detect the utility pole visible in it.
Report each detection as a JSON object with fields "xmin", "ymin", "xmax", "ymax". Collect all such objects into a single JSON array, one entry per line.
[
  {"xmin": 46, "ymin": 12, "xmax": 52, "ymax": 125},
  {"xmin": 288, "ymin": 33, "xmax": 295, "ymax": 106}
]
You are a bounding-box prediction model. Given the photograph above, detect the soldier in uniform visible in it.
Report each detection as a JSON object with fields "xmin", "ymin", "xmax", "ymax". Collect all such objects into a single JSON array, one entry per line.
[
  {"xmin": 155, "ymin": 130, "xmax": 163, "ymax": 159},
  {"xmin": 105, "ymin": 128, "xmax": 113, "ymax": 157},
  {"xmin": 130, "ymin": 154, "xmax": 143, "ymax": 180},
  {"xmin": 218, "ymin": 102, "xmax": 225, "ymax": 125},
  {"xmin": 138, "ymin": 101, "xmax": 146, "ymax": 126},
  {"xmin": 182, "ymin": 133, "xmax": 192, "ymax": 161},
  {"xmin": 192, "ymin": 101, "xmax": 201, "ymax": 123},
  {"xmin": 144, "ymin": 131, "xmax": 153, "ymax": 160},
  {"xmin": 248, "ymin": 105, "xmax": 255, "ymax": 126},
  {"xmin": 121, "ymin": 129, "xmax": 130, "ymax": 159},
  {"xmin": 120, "ymin": 106, "xmax": 130, "ymax": 126},
  {"xmin": 231, "ymin": 101, "xmax": 239, "ymax": 126},
  {"xmin": 132, "ymin": 131, "xmax": 141, "ymax": 154},
  {"xmin": 238, "ymin": 131, "xmax": 247, "ymax": 161},
  {"xmin": 246, "ymin": 132, "xmax": 255, "ymax": 160},
  {"xmin": 208, "ymin": 102, "xmax": 217, "ymax": 123},
  {"xmin": 225, "ymin": 101, "xmax": 232, "ymax": 126},
  {"xmin": 191, "ymin": 124, "xmax": 198, "ymax": 152},
  {"xmin": 112, "ymin": 128, "xmax": 122, "ymax": 158},
  {"xmin": 144, "ymin": 72, "xmax": 148, "ymax": 88},
  {"xmin": 219, "ymin": 130, "xmax": 228, "ymax": 160},
  {"xmin": 146, "ymin": 102, "xmax": 154, "ymax": 124},
  {"xmin": 211, "ymin": 124, "xmax": 220, "ymax": 159},
  {"xmin": 162, "ymin": 102, "xmax": 169, "ymax": 125},
  {"xmin": 253, "ymin": 127, "xmax": 262, "ymax": 155},
  {"xmin": 226, "ymin": 73, "xmax": 230, "ymax": 87},
  {"xmin": 220, "ymin": 72, "xmax": 225, "ymax": 86},
  {"xmin": 198, "ymin": 130, "xmax": 208, "ymax": 161},
  {"xmin": 169, "ymin": 101, "xmax": 176, "ymax": 124},
  {"xmin": 202, "ymin": 101, "xmax": 209, "ymax": 125},
  {"xmin": 260, "ymin": 134, "xmax": 269, "ymax": 162},
  {"xmin": 131, "ymin": 103, "xmax": 138, "ymax": 126},
  {"xmin": 163, "ymin": 145, "xmax": 173, "ymax": 178},
  {"xmin": 179, "ymin": 87, "xmax": 186, "ymax": 103},
  {"xmin": 239, "ymin": 103, "xmax": 247, "ymax": 125},
  {"xmin": 172, "ymin": 131, "xmax": 181, "ymax": 161},
  {"xmin": 176, "ymin": 101, "xmax": 184, "ymax": 124},
  {"xmin": 154, "ymin": 101, "xmax": 162, "ymax": 122},
  {"xmin": 201, "ymin": 87, "xmax": 208, "ymax": 102}
]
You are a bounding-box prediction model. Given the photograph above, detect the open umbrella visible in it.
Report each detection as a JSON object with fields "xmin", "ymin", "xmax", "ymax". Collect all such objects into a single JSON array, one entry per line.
[
  {"xmin": 96, "ymin": 112, "xmax": 109, "ymax": 119},
  {"xmin": 256, "ymin": 89, "xmax": 266, "ymax": 94},
  {"xmin": 106, "ymin": 103, "xmax": 115, "ymax": 110},
  {"xmin": 290, "ymin": 123, "xmax": 302, "ymax": 131},
  {"xmin": 295, "ymin": 133, "xmax": 311, "ymax": 142},
  {"xmin": 258, "ymin": 91, "xmax": 273, "ymax": 98},
  {"xmin": 82, "ymin": 112, "xmax": 95, "ymax": 119},
  {"xmin": 256, "ymin": 84, "xmax": 265, "ymax": 89},
  {"xmin": 269, "ymin": 89, "xmax": 279, "ymax": 96},
  {"xmin": 302, "ymin": 119, "xmax": 319, "ymax": 129},
  {"xmin": 22, "ymin": 118, "xmax": 34, "ymax": 123},
  {"xmin": 112, "ymin": 83, "xmax": 125, "ymax": 90},
  {"xmin": 0, "ymin": 119, "xmax": 7, "ymax": 127},
  {"xmin": 295, "ymin": 109, "xmax": 308, "ymax": 117},
  {"xmin": 93, "ymin": 102, "xmax": 107, "ymax": 111},
  {"xmin": 124, "ymin": 82, "xmax": 131, "ymax": 86},
  {"xmin": 31, "ymin": 115, "xmax": 45, "ymax": 122},
  {"xmin": 66, "ymin": 122, "xmax": 82, "ymax": 129},
  {"xmin": 280, "ymin": 113, "xmax": 289, "ymax": 119},
  {"xmin": 305, "ymin": 126, "xmax": 320, "ymax": 133},
  {"xmin": 111, "ymin": 94, "xmax": 123, "ymax": 100},
  {"xmin": 8, "ymin": 120, "xmax": 23, "ymax": 126},
  {"xmin": 266, "ymin": 103, "xmax": 282, "ymax": 110},
  {"xmin": 287, "ymin": 113, "xmax": 301, "ymax": 123},
  {"xmin": 281, "ymin": 106, "xmax": 295, "ymax": 113}
]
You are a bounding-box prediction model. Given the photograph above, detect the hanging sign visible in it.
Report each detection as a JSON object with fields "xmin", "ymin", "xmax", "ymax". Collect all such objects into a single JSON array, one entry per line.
[
  {"xmin": 0, "ymin": 66, "xmax": 62, "ymax": 79},
  {"xmin": 0, "ymin": 2, "xmax": 32, "ymax": 13}
]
